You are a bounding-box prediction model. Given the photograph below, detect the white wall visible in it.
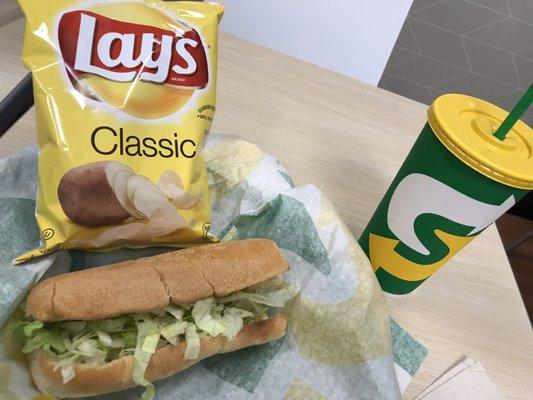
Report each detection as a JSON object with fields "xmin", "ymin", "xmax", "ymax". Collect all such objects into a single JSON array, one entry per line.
[{"xmin": 219, "ymin": 0, "xmax": 413, "ymax": 86}]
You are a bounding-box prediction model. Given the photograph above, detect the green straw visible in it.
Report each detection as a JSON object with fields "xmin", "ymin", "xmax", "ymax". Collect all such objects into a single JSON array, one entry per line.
[{"xmin": 493, "ymin": 84, "xmax": 533, "ymax": 140}]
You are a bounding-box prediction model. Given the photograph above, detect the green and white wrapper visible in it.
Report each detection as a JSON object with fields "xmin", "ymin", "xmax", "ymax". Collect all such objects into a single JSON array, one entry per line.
[{"xmin": 0, "ymin": 135, "xmax": 427, "ymax": 399}]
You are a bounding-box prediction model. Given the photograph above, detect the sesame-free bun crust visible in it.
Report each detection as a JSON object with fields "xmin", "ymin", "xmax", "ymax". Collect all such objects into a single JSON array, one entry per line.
[
  {"xmin": 29, "ymin": 315, "xmax": 288, "ymax": 398},
  {"xmin": 26, "ymin": 239, "xmax": 288, "ymax": 321}
]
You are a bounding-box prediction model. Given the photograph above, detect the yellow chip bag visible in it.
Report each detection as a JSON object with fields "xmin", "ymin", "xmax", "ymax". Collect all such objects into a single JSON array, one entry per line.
[{"xmin": 15, "ymin": 0, "xmax": 224, "ymax": 263}]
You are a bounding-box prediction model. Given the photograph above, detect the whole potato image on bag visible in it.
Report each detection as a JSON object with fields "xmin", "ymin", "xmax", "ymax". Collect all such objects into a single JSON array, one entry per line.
[
  {"xmin": 15, "ymin": 0, "xmax": 224, "ymax": 262},
  {"xmin": 57, "ymin": 162, "xmax": 131, "ymax": 227}
]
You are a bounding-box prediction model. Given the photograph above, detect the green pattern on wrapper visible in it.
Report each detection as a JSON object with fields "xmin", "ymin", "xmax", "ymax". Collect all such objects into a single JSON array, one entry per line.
[
  {"xmin": 390, "ymin": 319, "xmax": 427, "ymax": 376},
  {"xmin": 202, "ymin": 337, "xmax": 285, "ymax": 393},
  {"xmin": 359, "ymin": 124, "xmax": 528, "ymax": 295},
  {"xmin": 278, "ymin": 170, "xmax": 295, "ymax": 188},
  {"xmin": 0, "ymin": 199, "xmax": 40, "ymax": 264},
  {"xmin": 220, "ymin": 194, "xmax": 332, "ymax": 275},
  {"xmin": 0, "ymin": 199, "xmax": 41, "ymax": 328}
]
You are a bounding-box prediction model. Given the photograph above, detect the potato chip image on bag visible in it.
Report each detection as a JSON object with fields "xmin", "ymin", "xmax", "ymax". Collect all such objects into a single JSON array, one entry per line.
[{"xmin": 15, "ymin": 1, "xmax": 224, "ymax": 263}]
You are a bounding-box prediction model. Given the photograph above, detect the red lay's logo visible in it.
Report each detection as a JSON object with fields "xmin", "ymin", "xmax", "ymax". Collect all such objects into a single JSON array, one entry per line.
[{"xmin": 58, "ymin": 10, "xmax": 208, "ymax": 88}]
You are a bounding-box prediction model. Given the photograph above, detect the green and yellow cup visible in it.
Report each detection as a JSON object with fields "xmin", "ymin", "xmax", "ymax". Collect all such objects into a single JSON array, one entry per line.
[{"xmin": 359, "ymin": 93, "xmax": 532, "ymax": 295}]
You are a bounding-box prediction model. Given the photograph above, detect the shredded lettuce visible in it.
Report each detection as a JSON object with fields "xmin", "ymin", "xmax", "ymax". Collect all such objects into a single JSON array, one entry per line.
[
  {"xmin": 97, "ymin": 331, "xmax": 125, "ymax": 348},
  {"xmin": 133, "ymin": 320, "xmax": 160, "ymax": 400},
  {"xmin": 122, "ymin": 330, "xmax": 138, "ymax": 348},
  {"xmin": 16, "ymin": 280, "xmax": 298, "ymax": 399},
  {"xmin": 141, "ymin": 383, "xmax": 156, "ymax": 400},
  {"xmin": 160, "ymin": 321, "xmax": 187, "ymax": 345},
  {"xmin": 191, "ymin": 298, "xmax": 226, "ymax": 337},
  {"xmin": 163, "ymin": 305, "xmax": 184, "ymax": 321},
  {"xmin": 20, "ymin": 320, "xmax": 43, "ymax": 337},
  {"xmin": 223, "ymin": 307, "xmax": 253, "ymax": 341},
  {"xmin": 22, "ymin": 330, "xmax": 66, "ymax": 354},
  {"xmin": 184, "ymin": 323, "xmax": 200, "ymax": 361},
  {"xmin": 60, "ymin": 364, "xmax": 76, "ymax": 383},
  {"xmin": 58, "ymin": 321, "xmax": 86, "ymax": 334},
  {"xmin": 219, "ymin": 284, "xmax": 300, "ymax": 307},
  {"xmin": 87, "ymin": 317, "xmax": 129, "ymax": 333}
]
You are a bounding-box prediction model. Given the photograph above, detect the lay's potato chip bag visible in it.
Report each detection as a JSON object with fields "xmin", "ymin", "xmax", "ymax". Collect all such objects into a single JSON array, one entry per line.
[{"xmin": 15, "ymin": 1, "xmax": 224, "ymax": 263}]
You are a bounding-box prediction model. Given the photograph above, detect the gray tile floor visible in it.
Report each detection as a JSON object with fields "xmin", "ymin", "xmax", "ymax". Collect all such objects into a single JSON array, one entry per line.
[{"xmin": 379, "ymin": 0, "xmax": 533, "ymax": 125}]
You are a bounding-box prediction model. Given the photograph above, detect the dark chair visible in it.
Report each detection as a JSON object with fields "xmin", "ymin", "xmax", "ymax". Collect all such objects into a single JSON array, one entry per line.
[{"xmin": 509, "ymin": 192, "xmax": 533, "ymax": 221}]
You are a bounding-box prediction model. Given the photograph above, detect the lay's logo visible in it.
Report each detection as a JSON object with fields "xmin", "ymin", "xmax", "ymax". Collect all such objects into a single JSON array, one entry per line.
[{"xmin": 58, "ymin": 10, "xmax": 209, "ymax": 89}]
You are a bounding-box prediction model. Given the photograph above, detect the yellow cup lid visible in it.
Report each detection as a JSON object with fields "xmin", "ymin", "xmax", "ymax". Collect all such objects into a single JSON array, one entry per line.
[{"xmin": 428, "ymin": 94, "xmax": 533, "ymax": 189}]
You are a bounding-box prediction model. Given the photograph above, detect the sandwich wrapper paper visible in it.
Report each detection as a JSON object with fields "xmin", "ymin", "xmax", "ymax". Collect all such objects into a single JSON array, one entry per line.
[
  {"xmin": 414, "ymin": 358, "xmax": 505, "ymax": 400},
  {"xmin": 0, "ymin": 134, "xmax": 427, "ymax": 399}
]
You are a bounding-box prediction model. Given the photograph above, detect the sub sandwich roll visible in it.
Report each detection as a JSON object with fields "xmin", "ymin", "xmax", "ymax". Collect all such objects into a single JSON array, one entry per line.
[{"xmin": 17, "ymin": 239, "xmax": 298, "ymax": 399}]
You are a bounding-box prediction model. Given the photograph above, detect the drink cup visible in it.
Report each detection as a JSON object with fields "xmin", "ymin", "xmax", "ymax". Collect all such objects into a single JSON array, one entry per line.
[{"xmin": 359, "ymin": 94, "xmax": 532, "ymax": 296}]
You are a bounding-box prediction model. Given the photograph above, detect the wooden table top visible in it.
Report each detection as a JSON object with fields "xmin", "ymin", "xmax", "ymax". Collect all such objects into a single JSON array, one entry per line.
[{"xmin": 1, "ymin": 17, "xmax": 532, "ymax": 400}]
